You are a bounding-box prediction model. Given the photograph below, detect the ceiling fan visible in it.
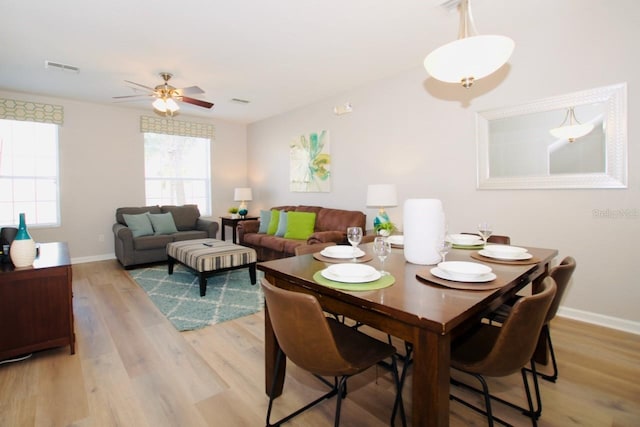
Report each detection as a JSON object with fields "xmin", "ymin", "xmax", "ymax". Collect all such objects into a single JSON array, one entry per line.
[{"xmin": 113, "ymin": 72, "xmax": 214, "ymax": 115}]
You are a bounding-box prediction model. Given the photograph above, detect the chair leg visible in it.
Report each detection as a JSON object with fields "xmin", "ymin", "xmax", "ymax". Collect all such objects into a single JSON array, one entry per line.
[
  {"xmin": 266, "ymin": 349, "xmax": 340, "ymax": 427},
  {"xmin": 390, "ymin": 354, "xmax": 407, "ymax": 427},
  {"xmin": 520, "ymin": 363, "xmax": 540, "ymax": 426},
  {"xmin": 334, "ymin": 376, "xmax": 348, "ymax": 427},
  {"xmin": 525, "ymin": 325, "xmax": 558, "ymax": 383}
]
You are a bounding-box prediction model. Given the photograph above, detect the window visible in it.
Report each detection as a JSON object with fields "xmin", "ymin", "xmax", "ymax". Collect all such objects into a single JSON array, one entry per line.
[
  {"xmin": 0, "ymin": 119, "xmax": 60, "ymax": 227},
  {"xmin": 143, "ymin": 132, "xmax": 211, "ymax": 215}
]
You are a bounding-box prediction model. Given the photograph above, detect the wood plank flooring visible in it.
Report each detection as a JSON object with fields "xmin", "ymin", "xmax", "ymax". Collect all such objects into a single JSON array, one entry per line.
[{"xmin": 1, "ymin": 259, "xmax": 638, "ymax": 426}]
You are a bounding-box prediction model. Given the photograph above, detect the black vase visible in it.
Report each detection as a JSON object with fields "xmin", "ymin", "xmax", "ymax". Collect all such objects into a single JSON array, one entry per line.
[{"xmin": 1, "ymin": 227, "xmax": 18, "ymax": 263}]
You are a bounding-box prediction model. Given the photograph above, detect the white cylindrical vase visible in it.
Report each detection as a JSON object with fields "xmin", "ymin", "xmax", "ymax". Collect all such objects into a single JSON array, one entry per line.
[{"xmin": 403, "ymin": 199, "xmax": 445, "ymax": 265}]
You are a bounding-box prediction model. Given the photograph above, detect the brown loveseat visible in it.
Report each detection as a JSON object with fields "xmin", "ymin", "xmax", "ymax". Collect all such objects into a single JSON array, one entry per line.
[
  {"xmin": 237, "ymin": 205, "xmax": 367, "ymax": 261},
  {"xmin": 113, "ymin": 204, "xmax": 218, "ymax": 268}
]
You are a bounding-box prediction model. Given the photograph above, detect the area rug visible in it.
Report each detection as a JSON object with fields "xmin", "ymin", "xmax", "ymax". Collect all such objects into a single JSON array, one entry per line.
[{"xmin": 128, "ymin": 264, "xmax": 264, "ymax": 332}]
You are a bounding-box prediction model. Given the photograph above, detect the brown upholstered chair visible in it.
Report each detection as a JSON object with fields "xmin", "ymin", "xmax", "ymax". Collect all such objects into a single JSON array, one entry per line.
[
  {"xmin": 450, "ymin": 277, "xmax": 557, "ymax": 427},
  {"xmin": 461, "ymin": 233, "xmax": 511, "ymax": 245},
  {"xmin": 294, "ymin": 241, "xmax": 336, "ymax": 256},
  {"xmin": 490, "ymin": 256, "xmax": 576, "ymax": 383},
  {"xmin": 260, "ymin": 278, "xmax": 405, "ymax": 427}
]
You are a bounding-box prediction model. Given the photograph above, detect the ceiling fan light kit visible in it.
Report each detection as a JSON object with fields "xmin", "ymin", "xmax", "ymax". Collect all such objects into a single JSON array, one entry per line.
[
  {"xmin": 424, "ymin": 0, "xmax": 514, "ymax": 88},
  {"xmin": 114, "ymin": 72, "xmax": 214, "ymax": 115}
]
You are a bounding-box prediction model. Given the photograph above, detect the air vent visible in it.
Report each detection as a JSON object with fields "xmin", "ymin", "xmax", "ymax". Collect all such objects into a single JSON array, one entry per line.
[
  {"xmin": 44, "ymin": 60, "xmax": 80, "ymax": 73},
  {"xmin": 231, "ymin": 98, "xmax": 250, "ymax": 104}
]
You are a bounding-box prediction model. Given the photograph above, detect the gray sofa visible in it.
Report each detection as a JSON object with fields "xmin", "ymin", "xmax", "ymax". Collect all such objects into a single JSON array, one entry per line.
[{"xmin": 113, "ymin": 204, "xmax": 218, "ymax": 268}]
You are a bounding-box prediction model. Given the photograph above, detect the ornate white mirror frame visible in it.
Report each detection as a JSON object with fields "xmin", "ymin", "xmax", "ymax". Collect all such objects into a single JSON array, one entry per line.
[{"xmin": 476, "ymin": 83, "xmax": 627, "ymax": 189}]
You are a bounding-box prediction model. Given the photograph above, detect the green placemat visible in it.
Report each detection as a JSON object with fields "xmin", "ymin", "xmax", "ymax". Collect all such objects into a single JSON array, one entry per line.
[
  {"xmin": 313, "ymin": 271, "xmax": 395, "ymax": 291},
  {"xmin": 452, "ymin": 243, "xmax": 485, "ymax": 250}
]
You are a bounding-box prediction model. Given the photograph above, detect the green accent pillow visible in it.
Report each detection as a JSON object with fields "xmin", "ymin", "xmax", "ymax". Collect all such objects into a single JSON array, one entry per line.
[
  {"xmin": 284, "ymin": 211, "xmax": 316, "ymax": 240},
  {"xmin": 267, "ymin": 209, "xmax": 280, "ymax": 235},
  {"xmin": 258, "ymin": 210, "xmax": 271, "ymax": 234},
  {"xmin": 123, "ymin": 213, "xmax": 154, "ymax": 238},
  {"xmin": 147, "ymin": 212, "xmax": 178, "ymax": 235},
  {"xmin": 275, "ymin": 211, "xmax": 288, "ymax": 237}
]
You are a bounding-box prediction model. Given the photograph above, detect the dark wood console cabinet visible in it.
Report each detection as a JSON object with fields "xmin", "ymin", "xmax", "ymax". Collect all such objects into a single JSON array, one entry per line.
[{"xmin": 0, "ymin": 242, "xmax": 75, "ymax": 360}]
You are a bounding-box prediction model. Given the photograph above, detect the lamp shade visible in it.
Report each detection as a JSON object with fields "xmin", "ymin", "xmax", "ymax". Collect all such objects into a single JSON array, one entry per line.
[
  {"xmin": 366, "ymin": 184, "xmax": 397, "ymax": 208},
  {"xmin": 549, "ymin": 107, "xmax": 594, "ymax": 142},
  {"xmin": 424, "ymin": 35, "xmax": 514, "ymax": 87},
  {"xmin": 234, "ymin": 187, "xmax": 253, "ymax": 202},
  {"xmin": 152, "ymin": 97, "xmax": 180, "ymax": 113}
]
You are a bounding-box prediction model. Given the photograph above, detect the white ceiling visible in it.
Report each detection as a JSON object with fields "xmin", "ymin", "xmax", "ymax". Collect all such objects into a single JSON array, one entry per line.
[{"xmin": 1, "ymin": 0, "xmax": 533, "ymax": 124}]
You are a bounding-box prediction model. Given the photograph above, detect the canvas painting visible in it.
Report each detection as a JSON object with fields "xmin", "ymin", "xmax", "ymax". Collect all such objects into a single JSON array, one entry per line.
[{"xmin": 289, "ymin": 130, "xmax": 330, "ymax": 192}]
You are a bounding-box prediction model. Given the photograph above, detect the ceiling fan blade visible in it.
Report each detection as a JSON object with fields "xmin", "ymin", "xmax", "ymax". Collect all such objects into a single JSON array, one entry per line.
[
  {"xmin": 176, "ymin": 86, "xmax": 205, "ymax": 96},
  {"xmin": 124, "ymin": 80, "xmax": 157, "ymax": 92},
  {"xmin": 112, "ymin": 94, "xmax": 152, "ymax": 99},
  {"xmin": 180, "ymin": 96, "xmax": 214, "ymax": 109}
]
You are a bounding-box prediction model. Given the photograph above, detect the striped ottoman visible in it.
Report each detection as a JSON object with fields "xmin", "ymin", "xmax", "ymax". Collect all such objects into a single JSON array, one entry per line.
[{"xmin": 167, "ymin": 239, "xmax": 257, "ymax": 297}]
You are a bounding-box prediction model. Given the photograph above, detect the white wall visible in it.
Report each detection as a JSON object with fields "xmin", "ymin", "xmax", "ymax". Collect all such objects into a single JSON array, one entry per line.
[
  {"xmin": 246, "ymin": 1, "xmax": 640, "ymax": 330},
  {"xmin": 0, "ymin": 90, "xmax": 248, "ymax": 263}
]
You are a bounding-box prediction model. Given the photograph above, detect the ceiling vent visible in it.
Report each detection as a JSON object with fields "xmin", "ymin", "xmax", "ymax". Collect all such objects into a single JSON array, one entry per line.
[
  {"xmin": 44, "ymin": 60, "xmax": 80, "ymax": 73},
  {"xmin": 231, "ymin": 98, "xmax": 250, "ymax": 104}
]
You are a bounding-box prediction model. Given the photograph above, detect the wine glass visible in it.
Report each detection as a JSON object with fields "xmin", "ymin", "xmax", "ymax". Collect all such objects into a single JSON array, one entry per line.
[
  {"xmin": 373, "ymin": 236, "xmax": 391, "ymax": 275},
  {"xmin": 346, "ymin": 226, "xmax": 363, "ymax": 261},
  {"xmin": 478, "ymin": 222, "xmax": 493, "ymax": 247},
  {"xmin": 437, "ymin": 240, "xmax": 452, "ymax": 263}
]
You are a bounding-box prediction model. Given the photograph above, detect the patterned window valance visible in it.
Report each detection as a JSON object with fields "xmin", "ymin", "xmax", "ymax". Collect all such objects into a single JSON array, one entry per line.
[
  {"xmin": 140, "ymin": 116, "xmax": 215, "ymax": 139},
  {"xmin": 0, "ymin": 98, "xmax": 64, "ymax": 125}
]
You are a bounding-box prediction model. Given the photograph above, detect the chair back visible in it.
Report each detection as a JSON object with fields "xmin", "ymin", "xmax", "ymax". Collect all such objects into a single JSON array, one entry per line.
[
  {"xmin": 260, "ymin": 278, "xmax": 352, "ymax": 376},
  {"xmin": 545, "ymin": 256, "xmax": 576, "ymax": 323},
  {"xmin": 461, "ymin": 232, "xmax": 511, "ymax": 245},
  {"xmin": 475, "ymin": 277, "xmax": 556, "ymax": 377}
]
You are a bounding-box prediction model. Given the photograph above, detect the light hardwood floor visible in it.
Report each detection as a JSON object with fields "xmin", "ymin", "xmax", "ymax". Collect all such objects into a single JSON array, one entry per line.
[{"xmin": 1, "ymin": 259, "xmax": 638, "ymax": 426}]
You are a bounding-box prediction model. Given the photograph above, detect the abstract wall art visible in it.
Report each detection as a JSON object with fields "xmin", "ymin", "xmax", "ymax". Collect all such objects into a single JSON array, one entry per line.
[{"xmin": 289, "ymin": 130, "xmax": 331, "ymax": 192}]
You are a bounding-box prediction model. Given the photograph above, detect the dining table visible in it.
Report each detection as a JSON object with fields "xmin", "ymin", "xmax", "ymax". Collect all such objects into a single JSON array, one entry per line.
[{"xmin": 257, "ymin": 242, "xmax": 558, "ymax": 427}]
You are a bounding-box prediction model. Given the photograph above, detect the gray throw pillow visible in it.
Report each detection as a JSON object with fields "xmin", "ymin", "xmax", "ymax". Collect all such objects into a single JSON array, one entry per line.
[
  {"xmin": 275, "ymin": 211, "xmax": 288, "ymax": 237},
  {"xmin": 123, "ymin": 213, "xmax": 154, "ymax": 238},
  {"xmin": 258, "ymin": 210, "xmax": 271, "ymax": 234},
  {"xmin": 147, "ymin": 212, "xmax": 178, "ymax": 235}
]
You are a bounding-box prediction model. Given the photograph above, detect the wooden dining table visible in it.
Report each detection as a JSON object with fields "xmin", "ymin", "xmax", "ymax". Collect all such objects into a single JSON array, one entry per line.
[{"xmin": 257, "ymin": 243, "xmax": 558, "ymax": 426}]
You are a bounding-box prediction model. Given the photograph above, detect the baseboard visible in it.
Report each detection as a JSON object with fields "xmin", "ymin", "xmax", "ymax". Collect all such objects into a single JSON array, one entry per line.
[
  {"xmin": 71, "ymin": 253, "xmax": 116, "ymax": 264},
  {"xmin": 558, "ymin": 307, "xmax": 640, "ymax": 336}
]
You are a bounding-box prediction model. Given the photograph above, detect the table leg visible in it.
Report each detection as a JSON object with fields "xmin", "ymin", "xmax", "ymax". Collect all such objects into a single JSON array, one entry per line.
[
  {"xmin": 412, "ymin": 329, "xmax": 450, "ymax": 427},
  {"xmin": 264, "ymin": 303, "xmax": 285, "ymax": 397},
  {"xmin": 232, "ymin": 226, "xmax": 238, "ymax": 244},
  {"xmin": 221, "ymin": 221, "xmax": 227, "ymax": 241}
]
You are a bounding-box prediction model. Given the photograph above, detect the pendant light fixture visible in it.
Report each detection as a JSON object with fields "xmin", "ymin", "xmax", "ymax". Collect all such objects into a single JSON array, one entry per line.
[
  {"xmin": 424, "ymin": 0, "xmax": 515, "ymax": 88},
  {"xmin": 549, "ymin": 107, "xmax": 594, "ymax": 143}
]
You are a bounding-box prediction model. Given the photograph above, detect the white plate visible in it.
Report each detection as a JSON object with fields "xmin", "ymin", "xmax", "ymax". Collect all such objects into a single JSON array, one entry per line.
[
  {"xmin": 431, "ymin": 267, "xmax": 497, "ymax": 283},
  {"xmin": 447, "ymin": 233, "xmax": 483, "ymax": 246},
  {"xmin": 479, "ymin": 250, "xmax": 533, "ymax": 261},
  {"xmin": 320, "ymin": 246, "xmax": 365, "ymax": 259},
  {"xmin": 321, "ymin": 263, "xmax": 381, "ymax": 283},
  {"xmin": 437, "ymin": 261, "xmax": 492, "ymax": 278},
  {"xmin": 386, "ymin": 235, "xmax": 404, "ymax": 246},
  {"xmin": 483, "ymin": 244, "xmax": 528, "ymax": 257}
]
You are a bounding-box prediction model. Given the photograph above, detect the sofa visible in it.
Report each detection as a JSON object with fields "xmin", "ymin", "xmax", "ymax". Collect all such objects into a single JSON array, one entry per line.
[
  {"xmin": 237, "ymin": 205, "xmax": 367, "ymax": 261},
  {"xmin": 113, "ymin": 204, "xmax": 219, "ymax": 268}
]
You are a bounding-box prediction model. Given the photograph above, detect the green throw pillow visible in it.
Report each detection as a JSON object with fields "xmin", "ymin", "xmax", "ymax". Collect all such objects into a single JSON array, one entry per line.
[
  {"xmin": 123, "ymin": 213, "xmax": 154, "ymax": 238},
  {"xmin": 267, "ymin": 209, "xmax": 280, "ymax": 235},
  {"xmin": 284, "ymin": 211, "xmax": 316, "ymax": 240},
  {"xmin": 147, "ymin": 212, "xmax": 178, "ymax": 235},
  {"xmin": 258, "ymin": 210, "xmax": 271, "ymax": 234},
  {"xmin": 275, "ymin": 211, "xmax": 288, "ymax": 237}
]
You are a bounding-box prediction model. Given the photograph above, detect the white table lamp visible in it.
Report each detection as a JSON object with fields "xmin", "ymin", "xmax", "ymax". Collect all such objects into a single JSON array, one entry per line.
[{"xmin": 234, "ymin": 187, "xmax": 253, "ymax": 216}]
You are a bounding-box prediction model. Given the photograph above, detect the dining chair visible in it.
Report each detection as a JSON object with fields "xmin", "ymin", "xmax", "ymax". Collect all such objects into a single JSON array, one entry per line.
[
  {"xmin": 449, "ymin": 276, "xmax": 557, "ymax": 427},
  {"xmin": 260, "ymin": 278, "xmax": 406, "ymax": 427},
  {"xmin": 461, "ymin": 232, "xmax": 511, "ymax": 245},
  {"xmin": 294, "ymin": 241, "xmax": 336, "ymax": 256},
  {"xmin": 489, "ymin": 256, "xmax": 576, "ymax": 383}
]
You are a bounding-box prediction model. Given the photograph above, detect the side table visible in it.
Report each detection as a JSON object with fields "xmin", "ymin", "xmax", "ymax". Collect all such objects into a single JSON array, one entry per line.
[
  {"xmin": 0, "ymin": 242, "xmax": 74, "ymax": 360},
  {"xmin": 220, "ymin": 216, "xmax": 259, "ymax": 243}
]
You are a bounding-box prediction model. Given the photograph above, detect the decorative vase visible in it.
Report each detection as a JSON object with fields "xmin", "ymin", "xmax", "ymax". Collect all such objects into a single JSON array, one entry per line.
[
  {"xmin": 403, "ymin": 199, "xmax": 445, "ymax": 265},
  {"xmin": 238, "ymin": 208, "xmax": 248, "ymax": 218},
  {"xmin": 10, "ymin": 213, "xmax": 36, "ymax": 267}
]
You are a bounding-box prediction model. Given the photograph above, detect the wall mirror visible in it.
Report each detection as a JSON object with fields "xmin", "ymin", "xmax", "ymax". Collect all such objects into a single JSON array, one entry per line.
[{"xmin": 476, "ymin": 83, "xmax": 627, "ymax": 189}]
